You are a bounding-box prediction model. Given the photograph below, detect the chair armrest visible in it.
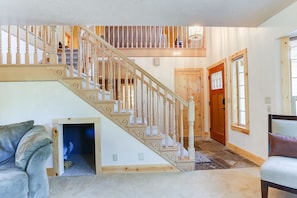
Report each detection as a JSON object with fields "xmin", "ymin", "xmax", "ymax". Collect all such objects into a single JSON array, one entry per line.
[{"xmin": 15, "ymin": 125, "xmax": 53, "ymax": 170}]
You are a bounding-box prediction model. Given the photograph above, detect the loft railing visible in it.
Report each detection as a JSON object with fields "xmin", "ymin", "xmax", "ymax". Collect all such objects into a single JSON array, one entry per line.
[{"xmin": 0, "ymin": 25, "xmax": 195, "ymax": 161}]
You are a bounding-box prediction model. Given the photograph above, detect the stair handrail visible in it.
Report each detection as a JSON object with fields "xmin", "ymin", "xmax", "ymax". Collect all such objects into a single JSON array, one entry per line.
[{"xmin": 79, "ymin": 26, "xmax": 188, "ymax": 107}]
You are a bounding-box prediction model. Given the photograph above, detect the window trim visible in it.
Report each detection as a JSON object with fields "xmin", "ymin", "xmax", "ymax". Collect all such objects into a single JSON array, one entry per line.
[{"xmin": 230, "ymin": 48, "xmax": 250, "ymax": 134}]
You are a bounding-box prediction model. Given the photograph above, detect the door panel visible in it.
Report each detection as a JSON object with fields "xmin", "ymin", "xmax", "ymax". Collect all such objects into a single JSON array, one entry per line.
[
  {"xmin": 208, "ymin": 62, "xmax": 226, "ymax": 145},
  {"xmin": 175, "ymin": 68, "xmax": 204, "ymax": 138}
]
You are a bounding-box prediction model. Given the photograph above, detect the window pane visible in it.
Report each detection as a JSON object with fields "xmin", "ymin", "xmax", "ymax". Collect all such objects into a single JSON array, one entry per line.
[
  {"xmin": 239, "ymin": 112, "xmax": 246, "ymax": 125},
  {"xmin": 239, "ymin": 98, "xmax": 245, "ymax": 111},
  {"xmin": 239, "ymin": 86, "xmax": 245, "ymax": 98}
]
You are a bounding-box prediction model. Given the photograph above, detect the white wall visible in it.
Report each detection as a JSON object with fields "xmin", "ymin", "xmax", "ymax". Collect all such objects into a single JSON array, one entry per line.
[{"xmin": 0, "ymin": 81, "xmax": 168, "ymax": 167}]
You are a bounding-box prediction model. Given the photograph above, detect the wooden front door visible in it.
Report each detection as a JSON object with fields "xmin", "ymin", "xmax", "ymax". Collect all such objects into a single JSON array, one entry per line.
[
  {"xmin": 175, "ymin": 68, "xmax": 204, "ymax": 138},
  {"xmin": 208, "ymin": 61, "xmax": 226, "ymax": 145}
]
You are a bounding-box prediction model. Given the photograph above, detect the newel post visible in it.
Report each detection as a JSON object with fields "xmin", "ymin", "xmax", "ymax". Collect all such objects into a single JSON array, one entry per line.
[
  {"xmin": 49, "ymin": 25, "xmax": 58, "ymax": 64},
  {"xmin": 188, "ymin": 96, "xmax": 195, "ymax": 160}
]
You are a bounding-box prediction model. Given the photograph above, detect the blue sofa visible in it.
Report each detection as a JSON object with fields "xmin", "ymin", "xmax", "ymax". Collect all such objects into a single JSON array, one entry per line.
[{"xmin": 0, "ymin": 120, "xmax": 53, "ymax": 198}]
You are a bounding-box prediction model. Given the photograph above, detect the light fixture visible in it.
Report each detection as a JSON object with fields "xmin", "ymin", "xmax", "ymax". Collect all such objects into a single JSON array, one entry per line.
[{"xmin": 188, "ymin": 26, "xmax": 203, "ymax": 40}]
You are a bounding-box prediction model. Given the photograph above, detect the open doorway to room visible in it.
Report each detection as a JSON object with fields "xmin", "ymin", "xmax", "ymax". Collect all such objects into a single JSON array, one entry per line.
[{"xmin": 62, "ymin": 123, "xmax": 95, "ymax": 176}]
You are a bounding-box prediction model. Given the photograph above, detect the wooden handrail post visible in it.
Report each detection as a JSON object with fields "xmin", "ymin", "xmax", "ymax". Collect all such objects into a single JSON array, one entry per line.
[
  {"xmin": 188, "ymin": 96, "xmax": 195, "ymax": 160},
  {"xmin": 49, "ymin": 25, "xmax": 58, "ymax": 64}
]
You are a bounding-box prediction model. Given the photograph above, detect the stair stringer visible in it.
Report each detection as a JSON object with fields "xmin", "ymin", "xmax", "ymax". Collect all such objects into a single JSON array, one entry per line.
[{"xmin": 58, "ymin": 77, "xmax": 195, "ymax": 171}]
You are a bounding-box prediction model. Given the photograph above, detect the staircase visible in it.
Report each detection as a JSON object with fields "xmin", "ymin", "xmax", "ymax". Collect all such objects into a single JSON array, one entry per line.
[{"xmin": 0, "ymin": 25, "xmax": 196, "ymax": 171}]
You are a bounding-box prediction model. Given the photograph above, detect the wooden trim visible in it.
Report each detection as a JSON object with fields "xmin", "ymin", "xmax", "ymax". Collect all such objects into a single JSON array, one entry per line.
[
  {"xmin": 101, "ymin": 164, "xmax": 178, "ymax": 173},
  {"xmin": 47, "ymin": 168, "xmax": 55, "ymax": 176},
  {"xmin": 119, "ymin": 48, "xmax": 206, "ymax": 57},
  {"xmin": 0, "ymin": 64, "xmax": 67, "ymax": 82},
  {"xmin": 226, "ymin": 142, "xmax": 265, "ymax": 166}
]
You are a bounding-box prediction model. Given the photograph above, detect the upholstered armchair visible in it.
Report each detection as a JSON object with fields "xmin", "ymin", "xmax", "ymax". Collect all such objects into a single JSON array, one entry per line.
[
  {"xmin": 260, "ymin": 114, "xmax": 297, "ymax": 198},
  {"xmin": 0, "ymin": 120, "xmax": 53, "ymax": 198}
]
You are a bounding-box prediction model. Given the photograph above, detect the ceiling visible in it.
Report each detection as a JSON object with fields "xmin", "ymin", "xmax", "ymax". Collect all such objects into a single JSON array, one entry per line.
[{"xmin": 0, "ymin": 0, "xmax": 296, "ymax": 27}]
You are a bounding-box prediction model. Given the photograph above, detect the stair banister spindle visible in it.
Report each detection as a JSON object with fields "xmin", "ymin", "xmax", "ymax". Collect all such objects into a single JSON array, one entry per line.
[
  {"xmin": 49, "ymin": 25, "xmax": 58, "ymax": 64},
  {"xmin": 0, "ymin": 25, "xmax": 2, "ymax": 64},
  {"xmin": 112, "ymin": 26, "xmax": 115, "ymax": 47},
  {"xmin": 148, "ymin": 80, "xmax": 153, "ymax": 136},
  {"xmin": 157, "ymin": 86, "xmax": 161, "ymax": 136},
  {"xmin": 135, "ymin": 26, "xmax": 138, "ymax": 48},
  {"xmin": 108, "ymin": 55, "xmax": 114, "ymax": 100},
  {"xmin": 117, "ymin": 58, "xmax": 122, "ymax": 113},
  {"xmin": 70, "ymin": 26, "xmax": 74, "ymax": 76},
  {"xmin": 131, "ymin": 26, "xmax": 133, "ymax": 48},
  {"xmin": 140, "ymin": 26, "xmax": 143, "ymax": 48},
  {"xmin": 167, "ymin": 26, "xmax": 170, "ymax": 48},
  {"xmin": 34, "ymin": 26, "xmax": 38, "ymax": 64},
  {"xmin": 133, "ymin": 68, "xmax": 137, "ymax": 124},
  {"xmin": 7, "ymin": 25, "xmax": 11, "ymax": 64},
  {"xmin": 172, "ymin": 99, "xmax": 177, "ymax": 147},
  {"xmin": 188, "ymin": 96, "xmax": 195, "ymax": 160},
  {"xmin": 180, "ymin": 103, "xmax": 184, "ymax": 159},
  {"xmin": 25, "ymin": 26, "xmax": 29, "ymax": 64},
  {"xmin": 117, "ymin": 26, "xmax": 120, "ymax": 48},
  {"xmin": 101, "ymin": 53, "xmax": 106, "ymax": 100},
  {"xmin": 164, "ymin": 92, "xmax": 168, "ymax": 148},
  {"xmin": 124, "ymin": 63, "xmax": 129, "ymax": 112},
  {"xmin": 42, "ymin": 26, "xmax": 46, "ymax": 64},
  {"xmin": 141, "ymin": 73, "xmax": 145, "ymax": 123},
  {"xmin": 77, "ymin": 27, "xmax": 81, "ymax": 76},
  {"xmin": 126, "ymin": 26, "xmax": 129, "ymax": 48},
  {"xmin": 61, "ymin": 26, "xmax": 66, "ymax": 65},
  {"xmin": 85, "ymin": 33, "xmax": 90, "ymax": 89},
  {"xmin": 16, "ymin": 26, "xmax": 20, "ymax": 64}
]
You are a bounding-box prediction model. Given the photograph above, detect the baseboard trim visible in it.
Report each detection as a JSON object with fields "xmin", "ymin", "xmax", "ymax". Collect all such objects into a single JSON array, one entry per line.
[
  {"xmin": 101, "ymin": 164, "xmax": 179, "ymax": 173},
  {"xmin": 226, "ymin": 142, "xmax": 265, "ymax": 166}
]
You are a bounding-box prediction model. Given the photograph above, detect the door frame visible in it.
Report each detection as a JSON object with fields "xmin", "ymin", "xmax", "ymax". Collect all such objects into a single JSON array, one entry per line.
[{"xmin": 207, "ymin": 59, "xmax": 228, "ymax": 144}]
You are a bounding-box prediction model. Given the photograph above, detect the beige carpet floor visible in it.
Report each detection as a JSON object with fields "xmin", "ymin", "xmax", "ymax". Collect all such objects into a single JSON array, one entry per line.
[{"xmin": 49, "ymin": 167, "xmax": 297, "ymax": 198}]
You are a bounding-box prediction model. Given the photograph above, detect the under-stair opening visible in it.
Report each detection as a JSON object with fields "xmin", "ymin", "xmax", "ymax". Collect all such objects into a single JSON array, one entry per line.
[{"xmin": 62, "ymin": 123, "xmax": 95, "ymax": 176}]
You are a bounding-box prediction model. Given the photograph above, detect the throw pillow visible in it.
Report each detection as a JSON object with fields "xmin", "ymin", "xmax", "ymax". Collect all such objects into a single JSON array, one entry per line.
[
  {"xmin": 15, "ymin": 125, "xmax": 52, "ymax": 170},
  {"xmin": 269, "ymin": 132, "xmax": 297, "ymax": 158},
  {"xmin": 0, "ymin": 120, "xmax": 34, "ymax": 163}
]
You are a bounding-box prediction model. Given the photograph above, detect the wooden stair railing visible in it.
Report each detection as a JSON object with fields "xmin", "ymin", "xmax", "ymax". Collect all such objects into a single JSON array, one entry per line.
[{"xmin": 0, "ymin": 25, "xmax": 196, "ymax": 171}]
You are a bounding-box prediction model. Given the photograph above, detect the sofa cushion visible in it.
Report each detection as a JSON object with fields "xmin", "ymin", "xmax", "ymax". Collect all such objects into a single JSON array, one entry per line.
[
  {"xmin": 0, "ymin": 120, "xmax": 34, "ymax": 163},
  {"xmin": 269, "ymin": 132, "xmax": 297, "ymax": 158},
  {"xmin": 15, "ymin": 125, "xmax": 52, "ymax": 170},
  {"xmin": 260, "ymin": 156, "xmax": 297, "ymax": 189}
]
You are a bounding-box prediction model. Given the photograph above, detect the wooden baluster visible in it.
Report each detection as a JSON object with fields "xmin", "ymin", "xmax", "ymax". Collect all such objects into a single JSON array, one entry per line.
[
  {"xmin": 61, "ymin": 26, "xmax": 66, "ymax": 65},
  {"xmin": 117, "ymin": 58, "xmax": 122, "ymax": 112},
  {"xmin": 108, "ymin": 55, "xmax": 114, "ymax": 100},
  {"xmin": 70, "ymin": 26, "xmax": 74, "ymax": 77},
  {"xmin": 135, "ymin": 26, "xmax": 138, "ymax": 48},
  {"xmin": 188, "ymin": 96, "xmax": 195, "ymax": 160},
  {"xmin": 133, "ymin": 68, "xmax": 137, "ymax": 124},
  {"xmin": 131, "ymin": 26, "xmax": 134, "ymax": 48},
  {"xmin": 125, "ymin": 63, "xmax": 129, "ymax": 111},
  {"xmin": 140, "ymin": 26, "xmax": 143, "ymax": 48},
  {"xmin": 185, "ymin": 26, "xmax": 189, "ymax": 49},
  {"xmin": 141, "ymin": 73, "xmax": 144, "ymax": 123},
  {"xmin": 159, "ymin": 26, "xmax": 162, "ymax": 48},
  {"xmin": 49, "ymin": 25, "xmax": 58, "ymax": 64},
  {"xmin": 121, "ymin": 26, "xmax": 124, "ymax": 48},
  {"xmin": 145, "ymin": 26, "xmax": 148, "ymax": 48},
  {"xmin": 34, "ymin": 26, "xmax": 38, "ymax": 64},
  {"xmin": 164, "ymin": 92, "xmax": 168, "ymax": 148},
  {"xmin": 0, "ymin": 25, "xmax": 2, "ymax": 64},
  {"xmin": 25, "ymin": 26, "xmax": 29, "ymax": 64},
  {"xmin": 126, "ymin": 26, "xmax": 129, "ymax": 48},
  {"xmin": 157, "ymin": 86, "xmax": 161, "ymax": 136},
  {"xmin": 94, "ymin": 47, "xmax": 99, "ymax": 89},
  {"xmin": 85, "ymin": 33, "xmax": 90, "ymax": 88},
  {"xmin": 7, "ymin": 25, "xmax": 11, "ymax": 64},
  {"xmin": 149, "ymin": 80, "xmax": 153, "ymax": 136},
  {"xmin": 172, "ymin": 99, "xmax": 176, "ymax": 147},
  {"xmin": 16, "ymin": 26, "xmax": 20, "ymax": 64},
  {"xmin": 149, "ymin": 26, "xmax": 152, "ymax": 48},
  {"xmin": 77, "ymin": 27, "xmax": 81, "ymax": 77},
  {"xmin": 180, "ymin": 26, "xmax": 184, "ymax": 48},
  {"xmin": 167, "ymin": 26, "xmax": 170, "ymax": 48},
  {"xmin": 42, "ymin": 26, "xmax": 46, "ymax": 64},
  {"xmin": 172, "ymin": 26, "xmax": 175, "ymax": 48},
  {"xmin": 112, "ymin": 26, "xmax": 115, "ymax": 47},
  {"xmin": 180, "ymin": 103, "xmax": 184, "ymax": 159},
  {"xmin": 117, "ymin": 26, "xmax": 120, "ymax": 48},
  {"xmin": 102, "ymin": 49, "xmax": 106, "ymax": 100},
  {"xmin": 154, "ymin": 26, "xmax": 157, "ymax": 48}
]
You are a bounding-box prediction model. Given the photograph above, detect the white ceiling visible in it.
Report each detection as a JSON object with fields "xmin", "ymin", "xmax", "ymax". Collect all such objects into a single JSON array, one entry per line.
[{"xmin": 0, "ymin": 0, "xmax": 296, "ymax": 27}]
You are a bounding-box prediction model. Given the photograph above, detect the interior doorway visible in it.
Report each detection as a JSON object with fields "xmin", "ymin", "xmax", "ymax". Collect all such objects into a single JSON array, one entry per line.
[
  {"xmin": 53, "ymin": 117, "xmax": 101, "ymax": 176},
  {"xmin": 208, "ymin": 60, "xmax": 226, "ymax": 145},
  {"xmin": 174, "ymin": 68, "xmax": 204, "ymax": 140},
  {"xmin": 62, "ymin": 123, "xmax": 95, "ymax": 176}
]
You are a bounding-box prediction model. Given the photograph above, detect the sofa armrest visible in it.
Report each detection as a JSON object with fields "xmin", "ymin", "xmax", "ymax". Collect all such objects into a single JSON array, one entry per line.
[{"xmin": 15, "ymin": 125, "xmax": 53, "ymax": 170}]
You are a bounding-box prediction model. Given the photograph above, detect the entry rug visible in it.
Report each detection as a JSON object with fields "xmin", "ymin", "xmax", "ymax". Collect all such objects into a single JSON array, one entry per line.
[{"xmin": 195, "ymin": 151, "xmax": 211, "ymax": 163}]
